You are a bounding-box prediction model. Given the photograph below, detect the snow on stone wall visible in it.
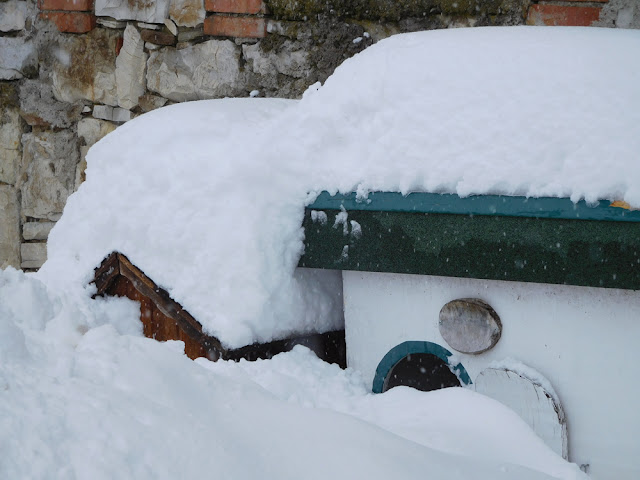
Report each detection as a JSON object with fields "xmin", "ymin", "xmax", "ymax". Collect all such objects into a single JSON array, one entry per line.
[
  {"xmin": 596, "ymin": 0, "xmax": 640, "ymax": 29},
  {"xmin": 0, "ymin": 0, "xmax": 637, "ymax": 270}
]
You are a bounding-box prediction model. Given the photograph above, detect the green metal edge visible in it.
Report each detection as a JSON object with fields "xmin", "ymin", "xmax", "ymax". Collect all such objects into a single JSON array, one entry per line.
[
  {"xmin": 372, "ymin": 341, "xmax": 472, "ymax": 394},
  {"xmin": 299, "ymin": 208, "xmax": 640, "ymax": 290},
  {"xmin": 308, "ymin": 192, "xmax": 640, "ymax": 223}
]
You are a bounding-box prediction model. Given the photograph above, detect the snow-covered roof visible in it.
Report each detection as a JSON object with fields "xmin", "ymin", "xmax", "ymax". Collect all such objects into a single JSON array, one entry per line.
[{"xmin": 39, "ymin": 26, "xmax": 640, "ymax": 348}]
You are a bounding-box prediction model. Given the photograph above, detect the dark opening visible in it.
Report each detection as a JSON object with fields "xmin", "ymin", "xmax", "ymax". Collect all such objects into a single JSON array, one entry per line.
[{"xmin": 383, "ymin": 353, "xmax": 461, "ymax": 392}]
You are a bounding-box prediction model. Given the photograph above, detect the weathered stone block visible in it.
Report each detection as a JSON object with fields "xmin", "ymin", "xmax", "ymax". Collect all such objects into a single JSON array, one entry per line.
[
  {"xmin": 96, "ymin": 0, "xmax": 172, "ymax": 24},
  {"xmin": 243, "ymin": 41, "xmax": 310, "ymax": 78},
  {"xmin": 111, "ymin": 108, "xmax": 132, "ymax": 122},
  {"xmin": 177, "ymin": 26, "xmax": 204, "ymax": 42},
  {"xmin": 138, "ymin": 94, "xmax": 168, "ymax": 112},
  {"xmin": 165, "ymin": 18, "xmax": 179, "ymax": 35},
  {"xmin": 0, "ymin": 109, "xmax": 22, "ymax": 185},
  {"xmin": 92, "ymin": 105, "xmax": 114, "ymax": 121},
  {"xmin": 170, "ymin": 0, "xmax": 206, "ymax": 27},
  {"xmin": 19, "ymin": 80, "xmax": 83, "ymax": 129},
  {"xmin": 147, "ymin": 40, "xmax": 242, "ymax": 101},
  {"xmin": 50, "ymin": 28, "xmax": 119, "ymax": 106},
  {"xmin": 0, "ymin": 37, "xmax": 37, "ymax": 81},
  {"xmin": 140, "ymin": 29, "xmax": 176, "ymax": 45},
  {"xmin": 21, "ymin": 243, "xmax": 47, "ymax": 270},
  {"xmin": 0, "ymin": 1, "xmax": 28, "ymax": 32},
  {"xmin": 0, "ymin": 186, "xmax": 20, "ymax": 269},
  {"xmin": 20, "ymin": 131, "xmax": 79, "ymax": 220},
  {"xmin": 77, "ymin": 118, "xmax": 117, "ymax": 148},
  {"xmin": 22, "ymin": 222, "xmax": 55, "ymax": 241},
  {"xmin": 137, "ymin": 21, "xmax": 162, "ymax": 30},
  {"xmin": 97, "ymin": 17, "xmax": 128, "ymax": 29},
  {"xmin": 116, "ymin": 25, "xmax": 148, "ymax": 110},
  {"xmin": 91, "ymin": 105, "xmax": 132, "ymax": 122}
]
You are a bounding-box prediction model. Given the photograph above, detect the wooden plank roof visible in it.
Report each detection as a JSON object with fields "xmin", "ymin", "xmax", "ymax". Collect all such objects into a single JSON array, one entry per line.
[{"xmin": 93, "ymin": 252, "xmax": 346, "ymax": 365}]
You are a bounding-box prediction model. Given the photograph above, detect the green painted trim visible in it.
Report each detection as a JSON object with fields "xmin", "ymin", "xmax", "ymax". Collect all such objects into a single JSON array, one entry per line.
[
  {"xmin": 308, "ymin": 192, "xmax": 640, "ymax": 223},
  {"xmin": 299, "ymin": 207, "xmax": 640, "ymax": 290},
  {"xmin": 372, "ymin": 341, "xmax": 472, "ymax": 394}
]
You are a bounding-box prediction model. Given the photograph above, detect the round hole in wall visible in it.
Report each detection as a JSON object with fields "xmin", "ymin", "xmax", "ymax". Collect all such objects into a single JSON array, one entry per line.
[
  {"xmin": 383, "ymin": 352, "xmax": 461, "ymax": 393},
  {"xmin": 372, "ymin": 341, "xmax": 471, "ymax": 394}
]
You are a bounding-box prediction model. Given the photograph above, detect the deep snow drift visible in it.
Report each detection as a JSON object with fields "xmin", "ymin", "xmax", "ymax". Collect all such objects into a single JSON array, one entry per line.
[
  {"xmin": 0, "ymin": 268, "xmax": 586, "ymax": 479},
  {"xmin": 38, "ymin": 26, "xmax": 640, "ymax": 348}
]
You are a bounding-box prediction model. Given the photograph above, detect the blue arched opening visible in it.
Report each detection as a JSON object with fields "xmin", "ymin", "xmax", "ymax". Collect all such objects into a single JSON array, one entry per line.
[{"xmin": 372, "ymin": 341, "xmax": 472, "ymax": 394}]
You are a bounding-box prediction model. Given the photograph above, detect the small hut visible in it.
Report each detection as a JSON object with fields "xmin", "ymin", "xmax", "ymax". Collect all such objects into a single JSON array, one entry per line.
[{"xmin": 299, "ymin": 191, "xmax": 640, "ymax": 471}]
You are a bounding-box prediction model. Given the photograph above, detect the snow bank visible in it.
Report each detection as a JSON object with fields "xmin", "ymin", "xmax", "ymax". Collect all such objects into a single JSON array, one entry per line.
[
  {"xmin": 0, "ymin": 268, "xmax": 586, "ymax": 479},
  {"xmin": 204, "ymin": 345, "xmax": 583, "ymax": 479},
  {"xmin": 40, "ymin": 26, "xmax": 640, "ymax": 347}
]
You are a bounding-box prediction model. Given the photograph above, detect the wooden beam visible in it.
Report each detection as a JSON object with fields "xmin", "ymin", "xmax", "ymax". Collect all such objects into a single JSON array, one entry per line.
[
  {"xmin": 225, "ymin": 330, "xmax": 346, "ymax": 367},
  {"xmin": 92, "ymin": 252, "xmax": 120, "ymax": 296},
  {"xmin": 116, "ymin": 253, "xmax": 225, "ymax": 359}
]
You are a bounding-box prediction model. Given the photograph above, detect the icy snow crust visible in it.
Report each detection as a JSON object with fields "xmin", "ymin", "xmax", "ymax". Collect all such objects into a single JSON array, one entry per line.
[
  {"xmin": 0, "ymin": 269, "xmax": 587, "ymax": 479},
  {"xmin": 40, "ymin": 26, "xmax": 640, "ymax": 347}
]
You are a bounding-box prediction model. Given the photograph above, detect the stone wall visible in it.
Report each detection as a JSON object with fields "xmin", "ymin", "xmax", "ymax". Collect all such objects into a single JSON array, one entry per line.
[{"xmin": 0, "ymin": 0, "xmax": 635, "ymax": 270}]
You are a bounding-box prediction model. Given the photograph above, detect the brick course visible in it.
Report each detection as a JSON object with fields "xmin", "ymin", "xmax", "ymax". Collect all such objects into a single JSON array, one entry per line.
[
  {"xmin": 205, "ymin": 0, "xmax": 264, "ymax": 15},
  {"xmin": 527, "ymin": 4, "xmax": 603, "ymax": 26},
  {"xmin": 39, "ymin": 11, "xmax": 96, "ymax": 33},
  {"xmin": 38, "ymin": 0, "xmax": 93, "ymax": 11},
  {"xmin": 204, "ymin": 15, "xmax": 266, "ymax": 38}
]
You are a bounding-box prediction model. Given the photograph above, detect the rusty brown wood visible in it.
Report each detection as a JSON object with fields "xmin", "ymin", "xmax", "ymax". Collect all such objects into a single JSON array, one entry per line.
[
  {"xmin": 105, "ymin": 273, "xmax": 212, "ymax": 359},
  {"xmin": 92, "ymin": 252, "xmax": 120, "ymax": 296},
  {"xmin": 116, "ymin": 253, "xmax": 224, "ymax": 355},
  {"xmin": 93, "ymin": 251, "xmax": 346, "ymax": 366},
  {"xmin": 105, "ymin": 275, "xmax": 155, "ymax": 339}
]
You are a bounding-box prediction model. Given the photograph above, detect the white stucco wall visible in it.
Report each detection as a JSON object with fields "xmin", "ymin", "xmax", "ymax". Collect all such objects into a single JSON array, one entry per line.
[{"xmin": 343, "ymin": 271, "xmax": 640, "ymax": 479}]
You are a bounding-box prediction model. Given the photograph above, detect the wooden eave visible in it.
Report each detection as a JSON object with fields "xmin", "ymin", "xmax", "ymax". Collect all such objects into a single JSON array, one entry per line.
[
  {"xmin": 94, "ymin": 252, "xmax": 224, "ymax": 358},
  {"xmin": 93, "ymin": 252, "xmax": 346, "ymax": 365}
]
